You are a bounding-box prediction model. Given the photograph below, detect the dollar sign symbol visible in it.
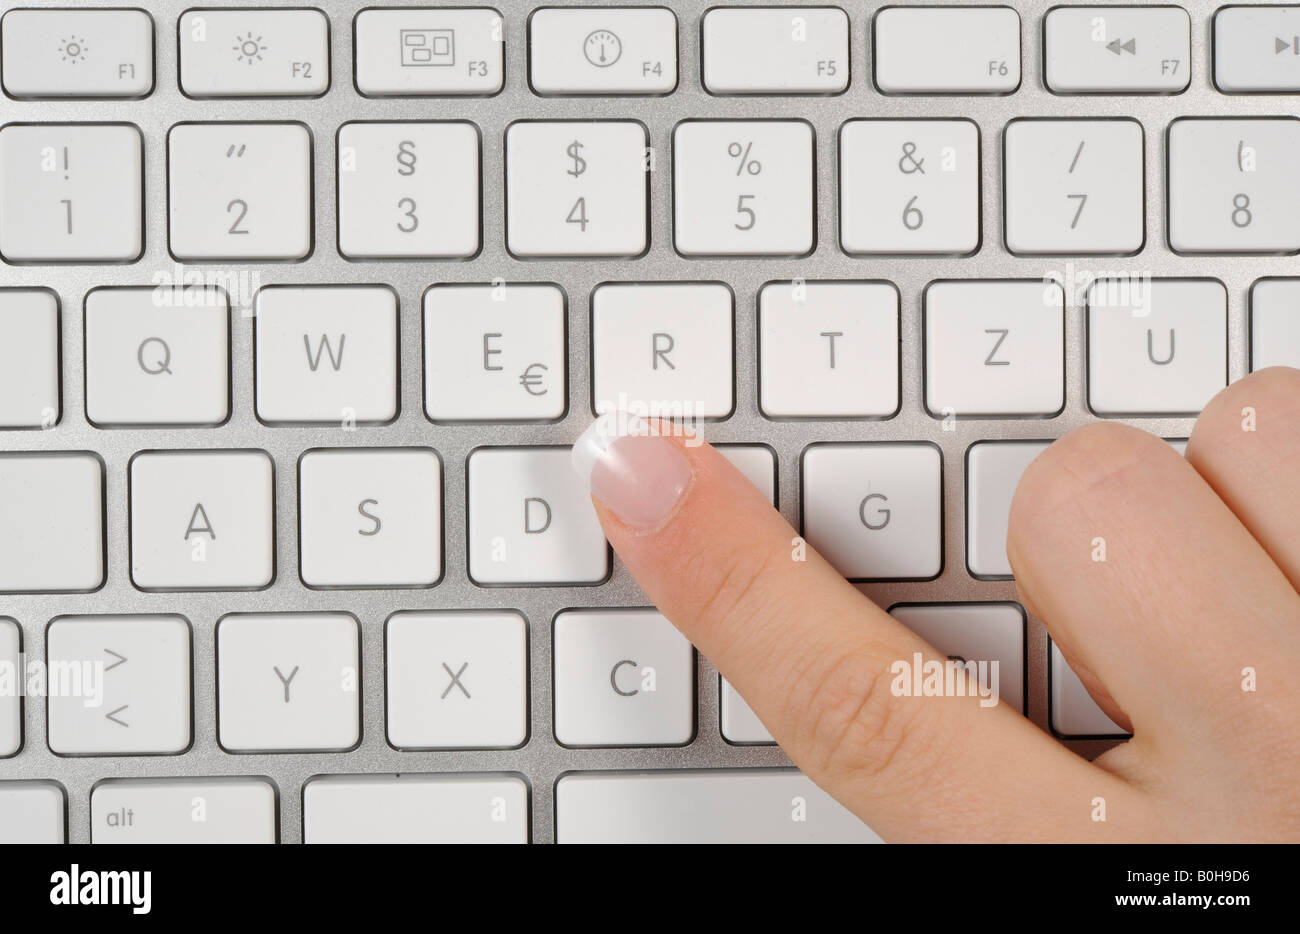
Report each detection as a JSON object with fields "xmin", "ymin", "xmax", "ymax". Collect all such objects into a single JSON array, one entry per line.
[
  {"xmin": 566, "ymin": 139, "xmax": 587, "ymax": 177},
  {"xmin": 396, "ymin": 140, "xmax": 417, "ymax": 176}
]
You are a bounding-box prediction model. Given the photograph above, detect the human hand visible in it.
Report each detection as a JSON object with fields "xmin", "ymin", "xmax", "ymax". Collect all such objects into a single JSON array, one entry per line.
[{"xmin": 571, "ymin": 367, "xmax": 1300, "ymax": 842}]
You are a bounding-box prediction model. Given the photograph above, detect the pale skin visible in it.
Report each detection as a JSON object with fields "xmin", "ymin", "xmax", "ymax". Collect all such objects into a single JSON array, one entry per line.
[{"xmin": 588, "ymin": 367, "xmax": 1300, "ymax": 842}]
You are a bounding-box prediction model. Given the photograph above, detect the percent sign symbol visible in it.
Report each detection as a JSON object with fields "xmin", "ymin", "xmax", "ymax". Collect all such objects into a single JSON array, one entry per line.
[{"xmin": 728, "ymin": 141, "xmax": 762, "ymax": 177}]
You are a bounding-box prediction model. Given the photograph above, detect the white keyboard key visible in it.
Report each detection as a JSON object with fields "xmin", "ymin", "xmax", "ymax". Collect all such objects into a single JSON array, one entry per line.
[
  {"xmin": 338, "ymin": 121, "xmax": 480, "ymax": 259},
  {"xmin": 1215, "ymin": 6, "xmax": 1300, "ymax": 92},
  {"xmin": 556, "ymin": 769, "xmax": 881, "ymax": 843},
  {"xmin": 85, "ymin": 287, "xmax": 229, "ymax": 427},
  {"xmin": 889, "ymin": 603, "xmax": 1026, "ymax": 713},
  {"xmin": 673, "ymin": 120, "xmax": 814, "ymax": 256},
  {"xmin": 1, "ymin": 8, "xmax": 153, "ymax": 98},
  {"xmin": 1044, "ymin": 6, "xmax": 1190, "ymax": 93},
  {"xmin": 801, "ymin": 443, "xmax": 943, "ymax": 581},
  {"xmin": 217, "ymin": 613, "xmax": 359, "ymax": 752},
  {"xmin": 839, "ymin": 120, "xmax": 980, "ymax": 255},
  {"xmin": 702, "ymin": 7, "xmax": 848, "ymax": 94},
  {"xmin": 1005, "ymin": 119, "xmax": 1144, "ymax": 254},
  {"xmin": 299, "ymin": 449, "xmax": 442, "ymax": 587},
  {"xmin": 759, "ymin": 280, "xmax": 899, "ymax": 418},
  {"xmin": 178, "ymin": 8, "xmax": 328, "ymax": 97},
  {"xmin": 717, "ymin": 445, "xmax": 776, "ymax": 505},
  {"xmin": 530, "ymin": 7, "xmax": 676, "ymax": 95},
  {"xmin": 1050, "ymin": 643, "xmax": 1128, "ymax": 737},
  {"xmin": 1168, "ymin": 119, "xmax": 1300, "ymax": 254},
  {"xmin": 591, "ymin": 282, "xmax": 733, "ymax": 418},
  {"xmin": 168, "ymin": 122, "xmax": 312, "ymax": 260},
  {"xmin": 0, "ymin": 783, "xmax": 64, "ymax": 843},
  {"xmin": 92, "ymin": 778, "xmax": 276, "ymax": 843},
  {"xmin": 506, "ymin": 121, "xmax": 647, "ymax": 257},
  {"xmin": 354, "ymin": 8, "xmax": 504, "ymax": 96},
  {"xmin": 0, "ymin": 619, "xmax": 18, "ymax": 756},
  {"xmin": 254, "ymin": 286, "xmax": 398, "ymax": 425},
  {"xmin": 467, "ymin": 447, "xmax": 608, "ymax": 585},
  {"xmin": 1088, "ymin": 278, "xmax": 1228, "ymax": 415},
  {"xmin": 1251, "ymin": 278, "xmax": 1300, "ymax": 370},
  {"xmin": 304, "ymin": 774, "xmax": 528, "ymax": 843},
  {"xmin": 130, "ymin": 451, "xmax": 274, "ymax": 590},
  {"xmin": 0, "ymin": 124, "xmax": 142, "ymax": 262},
  {"xmin": 966, "ymin": 441, "xmax": 1050, "ymax": 578},
  {"xmin": 0, "ymin": 289, "xmax": 59, "ymax": 428},
  {"xmin": 386, "ymin": 611, "xmax": 528, "ymax": 749},
  {"xmin": 47, "ymin": 615, "xmax": 191, "ymax": 755},
  {"xmin": 0, "ymin": 453, "xmax": 103, "ymax": 593},
  {"xmin": 720, "ymin": 680, "xmax": 773, "ymax": 745},
  {"xmin": 874, "ymin": 6, "xmax": 1020, "ymax": 94},
  {"xmin": 554, "ymin": 609, "xmax": 693, "ymax": 747},
  {"xmin": 925, "ymin": 280, "xmax": 1065, "ymax": 417},
  {"xmin": 424, "ymin": 283, "xmax": 566, "ymax": 421}
]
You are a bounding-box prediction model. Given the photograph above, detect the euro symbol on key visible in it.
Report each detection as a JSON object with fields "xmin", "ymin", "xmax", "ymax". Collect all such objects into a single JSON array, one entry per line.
[
  {"xmin": 898, "ymin": 141, "xmax": 925, "ymax": 174},
  {"xmin": 519, "ymin": 362, "xmax": 548, "ymax": 395},
  {"xmin": 137, "ymin": 337, "xmax": 172, "ymax": 375}
]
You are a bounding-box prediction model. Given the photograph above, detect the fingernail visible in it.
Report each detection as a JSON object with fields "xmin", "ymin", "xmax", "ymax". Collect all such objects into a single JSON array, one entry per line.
[{"xmin": 572, "ymin": 412, "xmax": 695, "ymax": 530}]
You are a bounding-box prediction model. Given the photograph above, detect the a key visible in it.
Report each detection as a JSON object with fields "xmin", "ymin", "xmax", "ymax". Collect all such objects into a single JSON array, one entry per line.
[
  {"xmin": 1, "ymin": 8, "xmax": 153, "ymax": 98},
  {"xmin": 0, "ymin": 619, "xmax": 18, "ymax": 756},
  {"xmin": 1215, "ymin": 5, "xmax": 1300, "ymax": 92},
  {"xmin": 1088, "ymin": 278, "xmax": 1228, "ymax": 415},
  {"xmin": 702, "ymin": 7, "xmax": 848, "ymax": 94},
  {"xmin": 966, "ymin": 441, "xmax": 1051, "ymax": 579},
  {"xmin": 553, "ymin": 609, "xmax": 694, "ymax": 747},
  {"xmin": 47, "ymin": 615, "xmax": 191, "ymax": 755},
  {"xmin": 1251, "ymin": 278, "xmax": 1300, "ymax": 370},
  {"xmin": 338, "ymin": 122, "xmax": 480, "ymax": 259},
  {"xmin": 925, "ymin": 280, "xmax": 1065, "ymax": 417},
  {"xmin": 874, "ymin": 6, "xmax": 1020, "ymax": 94},
  {"xmin": 714, "ymin": 446, "xmax": 778, "ymax": 745},
  {"xmin": 303, "ymin": 774, "xmax": 528, "ymax": 843},
  {"xmin": 466, "ymin": 447, "xmax": 608, "ymax": 585},
  {"xmin": 0, "ymin": 289, "xmax": 59, "ymax": 428},
  {"xmin": 0, "ymin": 124, "xmax": 142, "ymax": 262},
  {"xmin": 889, "ymin": 603, "xmax": 1027, "ymax": 714},
  {"xmin": 386, "ymin": 611, "xmax": 528, "ymax": 749},
  {"xmin": 254, "ymin": 286, "xmax": 398, "ymax": 425},
  {"xmin": 298, "ymin": 448, "xmax": 442, "ymax": 587},
  {"xmin": 423, "ymin": 283, "xmax": 566, "ymax": 421},
  {"xmin": 673, "ymin": 120, "xmax": 814, "ymax": 256},
  {"xmin": 0, "ymin": 782, "xmax": 65, "ymax": 843},
  {"xmin": 130, "ymin": 450, "xmax": 274, "ymax": 590},
  {"xmin": 506, "ymin": 121, "xmax": 648, "ymax": 257},
  {"xmin": 85, "ymin": 287, "xmax": 229, "ymax": 427},
  {"xmin": 1168, "ymin": 118, "xmax": 1300, "ymax": 254},
  {"xmin": 591, "ymin": 282, "xmax": 733, "ymax": 418},
  {"xmin": 168, "ymin": 122, "xmax": 312, "ymax": 261},
  {"xmin": 555, "ymin": 769, "xmax": 881, "ymax": 843},
  {"xmin": 178, "ymin": 8, "xmax": 328, "ymax": 97},
  {"xmin": 1004, "ymin": 119, "xmax": 1144, "ymax": 254},
  {"xmin": 91, "ymin": 778, "xmax": 277, "ymax": 843},
  {"xmin": 217, "ymin": 613, "xmax": 360, "ymax": 752},
  {"xmin": 840, "ymin": 120, "xmax": 980, "ymax": 255},
  {"xmin": 354, "ymin": 8, "xmax": 503, "ymax": 96},
  {"xmin": 530, "ymin": 7, "xmax": 676, "ymax": 95},
  {"xmin": 1044, "ymin": 6, "xmax": 1190, "ymax": 93},
  {"xmin": 1051, "ymin": 643, "xmax": 1128, "ymax": 737},
  {"xmin": 0, "ymin": 453, "xmax": 103, "ymax": 593},
  {"xmin": 801, "ymin": 443, "xmax": 943, "ymax": 580},
  {"xmin": 759, "ymin": 280, "xmax": 899, "ymax": 418}
]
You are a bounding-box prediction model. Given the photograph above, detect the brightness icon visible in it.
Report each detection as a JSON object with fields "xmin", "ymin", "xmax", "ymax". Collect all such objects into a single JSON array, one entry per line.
[
  {"xmin": 232, "ymin": 32, "xmax": 267, "ymax": 65},
  {"xmin": 59, "ymin": 35, "xmax": 88, "ymax": 64}
]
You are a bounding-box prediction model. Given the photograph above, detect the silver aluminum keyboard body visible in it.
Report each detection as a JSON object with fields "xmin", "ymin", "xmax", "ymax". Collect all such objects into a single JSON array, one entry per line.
[{"xmin": 0, "ymin": 0, "xmax": 1287, "ymax": 842}]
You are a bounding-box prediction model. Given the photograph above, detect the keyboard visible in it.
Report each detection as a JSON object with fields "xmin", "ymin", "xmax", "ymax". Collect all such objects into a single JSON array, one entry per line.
[{"xmin": 1, "ymin": 0, "xmax": 1299, "ymax": 845}]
